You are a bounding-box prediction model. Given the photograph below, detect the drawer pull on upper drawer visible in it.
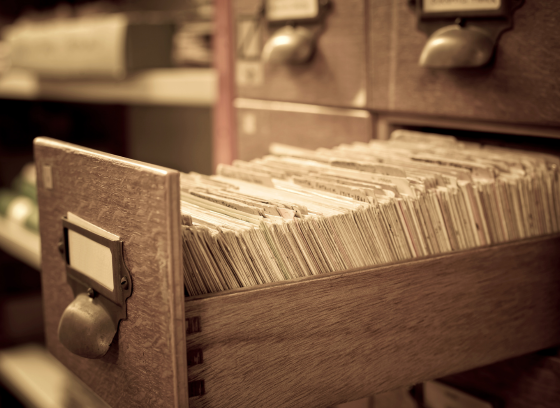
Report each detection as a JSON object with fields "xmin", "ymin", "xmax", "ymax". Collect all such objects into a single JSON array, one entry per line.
[
  {"xmin": 57, "ymin": 214, "xmax": 133, "ymax": 359},
  {"xmin": 412, "ymin": 0, "xmax": 524, "ymax": 68},
  {"xmin": 261, "ymin": 0, "xmax": 331, "ymax": 65},
  {"xmin": 419, "ymin": 24, "xmax": 494, "ymax": 68},
  {"xmin": 262, "ymin": 25, "xmax": 316, "ymax": 65}
]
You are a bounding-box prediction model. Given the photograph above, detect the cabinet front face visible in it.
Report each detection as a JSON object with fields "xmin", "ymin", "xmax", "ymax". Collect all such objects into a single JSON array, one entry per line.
[
  {"xmin": 234, "ymin": 0, "xmax": 368, "ymax": 108},
  {"xmin": 368, "ymin": 0, "xmax": 560, "ymax": 127},
  {"xmin": 235, "ymin": 99, "xmax": 373, "ymax": 160}
]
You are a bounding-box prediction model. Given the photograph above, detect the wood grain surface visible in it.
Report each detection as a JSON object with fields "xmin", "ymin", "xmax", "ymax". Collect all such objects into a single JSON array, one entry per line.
[
  {"xmin": 236, "ymin": 100, "xmax": 373, "ymax": 160},
  {"xmin": 440, "ymin": 352, "xmax": 560, "ymax": 408},
  {"xmin": 185, "ymin": 235, "xmax": 560, "ymax": 408},
  {"xmin": 34, "ymin": 138, "xmax": 187, "ymax": 408},
  {"xmin": 368, "ymin": 0, "xmax": 560, "ymax": 127},
  {"xmin": 234, "ymin": 0, "xmax": 368, "ymax": 108}
]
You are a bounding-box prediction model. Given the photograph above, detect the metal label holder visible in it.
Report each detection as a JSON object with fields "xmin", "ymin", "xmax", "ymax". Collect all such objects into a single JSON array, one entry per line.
[
  {"xmin": 264, "ymin": 0, "xmax": 331, "ymax": 26},
  {"xmin": 416, "ymin": 0, "xmax": 513, "ymax": 20},
  {"xmin": 58, "ymin": 216, "xmax": 133, "ymax": 359}
]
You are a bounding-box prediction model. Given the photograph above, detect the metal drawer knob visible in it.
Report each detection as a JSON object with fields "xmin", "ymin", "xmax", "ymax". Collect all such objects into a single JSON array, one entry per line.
[
  {"xmin": 261, "ymin": 25, "xmax": 316, "ymax": 65},
  {"xmin": 419, "ymin": 24, "xmax": 494, "ymax": 68},
  {"xmin": 58, "ymin": 292, "xmax": 118, "ymax": 359}
]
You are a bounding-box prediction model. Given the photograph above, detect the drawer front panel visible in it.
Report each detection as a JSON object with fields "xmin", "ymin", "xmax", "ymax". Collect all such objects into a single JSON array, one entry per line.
[
  {"xmin": 368, "ymin": 0, "xmax": 560, "ymax": 126},
  {"xmin": 185, "ymin": 236, "xmax": 560, "ymax": 408},
  {"xmin": 34, "ymin": 138, "xmax": 187, "ymax": 408},
  {"xmin": 236, "ymin": 99, "xmax": 373, "ymax": 161},
  {"xmin": 234, "ymin": 0, "xmax": 368, "ymax": 108}
]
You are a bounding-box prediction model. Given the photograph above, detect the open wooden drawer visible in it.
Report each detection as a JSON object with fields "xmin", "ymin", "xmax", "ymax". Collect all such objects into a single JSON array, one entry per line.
[{"xmin": 34, "ymin": 137, "xmax": 560, "ymax": 408}]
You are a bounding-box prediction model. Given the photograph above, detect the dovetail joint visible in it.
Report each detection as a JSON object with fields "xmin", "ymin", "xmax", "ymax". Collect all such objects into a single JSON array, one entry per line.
[
  {"xmin": 188, "ymin": 380, "xmax": 205, "ymax": 397},
  {"xmin": 187, "ymin": 349, "xmax": 203, "ymax": 366},
  {"xmin": 186, "ymin": 317, "xmax": 201, "ymax": 334}
]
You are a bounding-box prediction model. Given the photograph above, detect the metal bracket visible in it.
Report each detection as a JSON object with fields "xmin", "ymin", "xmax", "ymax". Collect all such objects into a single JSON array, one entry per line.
[
  {"xmin": 411, "ymin": 0, "xmax": 524, "ymax": 68},
  {"xmin": 57, "ymin": 216, "xmax": 132, "ymax": 359}
]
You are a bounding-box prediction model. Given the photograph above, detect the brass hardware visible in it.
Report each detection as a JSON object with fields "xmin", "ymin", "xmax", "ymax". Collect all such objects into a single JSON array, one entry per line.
[
  {"xmin": 260, "ymin": 0, "xmax": 331, "ymax": 65},
  {"xmin": 262, "ymin": 25, "xmax": 316, "ymax": 65},
  {"xmin": 57, "ymin": 216, "xmax": 132, "ymax": 359},
  {"xmin": 411, "ymin": 0, "xmax": 524, "ymax": 68},
  {"xmin": 419, "ymin": 24, "xmax": 495, "ymax": 68},
  {"xmin": 58, "ymin": 292, "xmax": 118, "ymax": 359}
]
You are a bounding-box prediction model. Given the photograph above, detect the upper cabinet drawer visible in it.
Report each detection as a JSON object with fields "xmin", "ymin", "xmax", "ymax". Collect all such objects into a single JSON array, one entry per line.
[
  {"xmin": 368, "ymin": 0, "xmax": 560, "ymax": 127},
  {"xmin": 234, "ymin": 0, "xmax": 368, "ymax": 108},
  {"xmin": 235, "ymin": 98, "xmax": 373, "ymax": 160}
]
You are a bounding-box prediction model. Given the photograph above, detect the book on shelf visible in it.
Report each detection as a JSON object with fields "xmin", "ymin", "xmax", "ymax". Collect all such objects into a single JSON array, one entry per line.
[{"xmin": 3, "ymin": 13, "xmax": 174, "ymax": 79}]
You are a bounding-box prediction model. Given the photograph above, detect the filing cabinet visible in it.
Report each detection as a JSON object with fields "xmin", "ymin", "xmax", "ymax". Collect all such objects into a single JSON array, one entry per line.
[
  {"xmin": 233, "ymin": 0, "xmax": 560, "ymax": 126},
  {"xmin": 234, "ymin": 0, "xmax": 560, "ymax": 162},
  {"xmin": 36, "ymin": 0, "xmax": 560, "ymax": 407}
]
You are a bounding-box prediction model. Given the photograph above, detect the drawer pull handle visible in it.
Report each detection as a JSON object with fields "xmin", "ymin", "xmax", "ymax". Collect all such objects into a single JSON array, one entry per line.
[
  {"xmin": 262, "ymin": 25, "xmax": 316, "ymax": 65},
  {"xmin": 419, "ymin": 24, "xmax": 494, "ymax": 68},
  {"xmin": 260, "ymin": 0, "xmax": 331, "ymax": 65},
  {"xmin": 413, "ymin": 0, "xmax": 524, "ymax": 68},
  {"xmin": 57, "ymin": 214, "xmax": 132, "ymax": 359},
  {"xmin": 58, "ymin": 292, "xmax": 119, "ymax": 359}
]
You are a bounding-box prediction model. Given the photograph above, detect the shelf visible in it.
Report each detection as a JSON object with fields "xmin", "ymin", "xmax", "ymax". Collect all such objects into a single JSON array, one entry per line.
[
  {"xmin": 0, "ymin": 68, "xmax": 216, "ymax": 107},
  {"xmin": 0, "ymin": 344, "xmax": 110, "ymax": 408},
  {"xmin": 0, "ymin": 216, "xmax": 41, "ymax": 270}
]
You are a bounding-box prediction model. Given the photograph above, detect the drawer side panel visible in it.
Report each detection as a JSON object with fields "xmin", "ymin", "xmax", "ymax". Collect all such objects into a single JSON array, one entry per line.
[{"xmin": 185, "ymin": 235, "xmax": 560, "ymax": 408}]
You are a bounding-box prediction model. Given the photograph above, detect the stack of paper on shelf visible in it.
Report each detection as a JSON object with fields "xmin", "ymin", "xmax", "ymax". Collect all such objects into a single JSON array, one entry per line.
[{"xmin": 179, "ymin": 130, "xmax": 560, "ymax": 296}]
